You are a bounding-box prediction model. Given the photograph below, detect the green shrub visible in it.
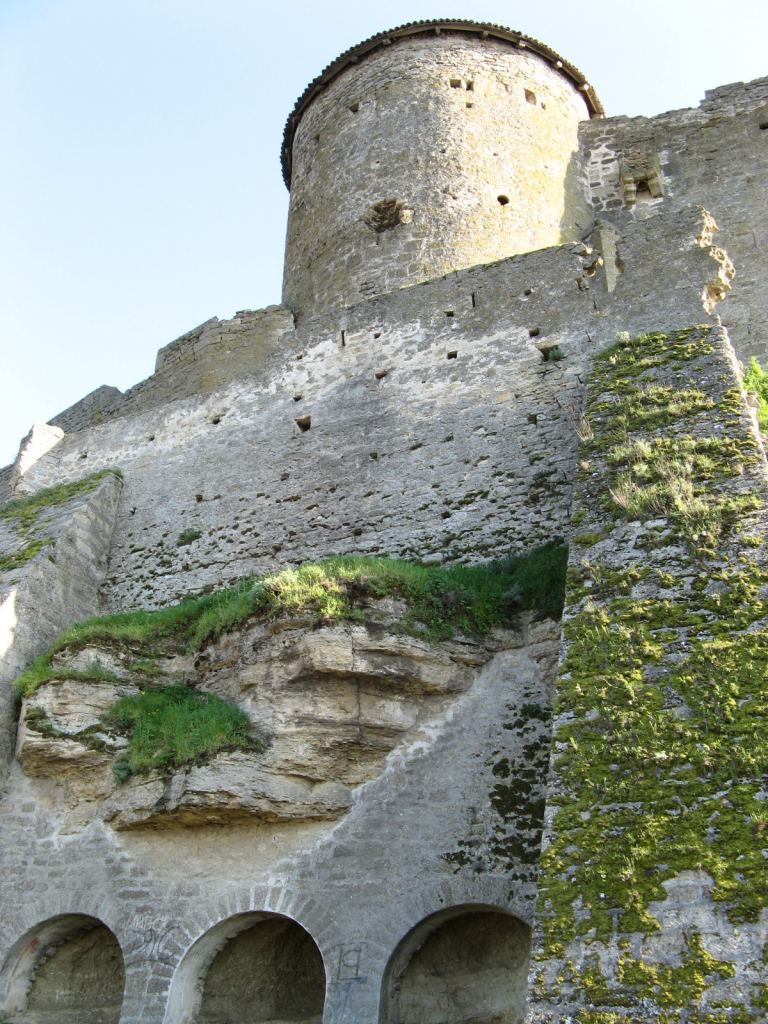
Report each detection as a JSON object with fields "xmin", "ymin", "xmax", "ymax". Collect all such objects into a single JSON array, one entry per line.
[{"xmin": 176, "ymin": 529, "xmax": 202, "ymax": 547}]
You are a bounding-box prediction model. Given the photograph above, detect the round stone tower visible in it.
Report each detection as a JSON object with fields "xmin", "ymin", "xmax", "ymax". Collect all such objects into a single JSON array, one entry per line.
[{"xmin": 281, "ymin": 20, "xmax": 602, "ymax": 320}]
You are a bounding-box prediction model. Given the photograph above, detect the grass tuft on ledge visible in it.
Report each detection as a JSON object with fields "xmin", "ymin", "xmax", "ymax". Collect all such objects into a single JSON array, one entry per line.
[
  {"xmin": 15, "ymin": 546, "xmax": 568, "ymax": 697},
  {"xmin": 105, "ymin": 686, "xmax": 264, "ymax": 782},
  {"xmin": 0, "ymin": 468, "xmax": 122, "ymax": 533}
]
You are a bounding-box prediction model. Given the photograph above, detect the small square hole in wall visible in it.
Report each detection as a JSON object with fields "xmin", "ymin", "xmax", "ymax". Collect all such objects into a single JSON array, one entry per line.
[
  {"xmin": 450, "ymin": 78, "xmax": 462, "ymax": 88},
  {"xmin": 295, "ymin": 415, "xmax": 311, "ymax": 433},
  {"xmin": 465, "ymin": 80, "xmax": 474, "ymax": 91},
  {"xmin": 447, "ymin": 350, "xmax": 458, "ymax": 359},
  {"xmin": 348, "ymin": 102, "xmax": 359, "ymax": 113},
  {"xmin": 525, "ymin": 88, "xmax": 537, "ymax": 105},
  {"xmin": 760, "ymin": 121, "xmax": 768, "ymax": 130},
  {"xmin": 466, "ymin": 102, "xmax": 474, "ymax": 108}
]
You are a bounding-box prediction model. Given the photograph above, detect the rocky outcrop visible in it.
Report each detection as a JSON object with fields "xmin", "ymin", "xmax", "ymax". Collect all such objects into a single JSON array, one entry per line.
[
  {"xmin": 100, "ymin": 753, "xmax": 354, "ymax": 829},
  {"xmin": 16, "ymin": 602, "xmax": 518, "ymax": 829}
]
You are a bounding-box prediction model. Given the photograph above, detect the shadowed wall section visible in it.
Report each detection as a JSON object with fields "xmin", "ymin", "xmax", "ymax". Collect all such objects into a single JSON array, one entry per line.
[
  {"xmin": 381, "ymin": 906, "xmax": 531, "ymax": 1024},
  {"xmin": 164, "ymin": 912, "xmax": 325, "ymax": 1024},
  {"xmin": 0, "ymin": 915, "xmax": 124, "ymax": 1024},
  {"xmin": 198, "ymin": 917, "xmax": 324, "ymax": 1023}
]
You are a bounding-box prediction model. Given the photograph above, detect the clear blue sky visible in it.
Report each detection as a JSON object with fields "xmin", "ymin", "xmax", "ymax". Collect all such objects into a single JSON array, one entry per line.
[{"xmin": 2, "ymin": 0, "xmax": 767, "ymax": 467}]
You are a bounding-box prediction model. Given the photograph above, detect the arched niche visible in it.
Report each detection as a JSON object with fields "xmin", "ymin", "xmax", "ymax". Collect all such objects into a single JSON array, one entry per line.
[
  {"xmin": 164, "ymin": 911, "xmax": 326, "ymax": 1024},
  {"xmin": 0, "ymin": 913, "xmax": 125, "ymax": 1024},
  {"xmin": 380, "ymin": 904, "xmax": 531, "ymax": 1024}
]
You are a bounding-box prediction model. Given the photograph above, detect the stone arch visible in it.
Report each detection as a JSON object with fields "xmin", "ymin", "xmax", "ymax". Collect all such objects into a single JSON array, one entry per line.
[
  {"xmin": 164, "ymin": 911, "xmax": 326, "ymax": 1024},
  {"xmin": 0, "ymin": 913, "xmax": 125, "ymax": 1023},
  {"xmin": 380, "ymin": 903, "xmax": 531, "ymax": 1024}
]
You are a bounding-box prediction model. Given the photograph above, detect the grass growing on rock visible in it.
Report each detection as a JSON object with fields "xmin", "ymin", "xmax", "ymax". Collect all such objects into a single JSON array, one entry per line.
[
  {"xmin": 743, "ymin": 356, "xmax": 768, "ymax": 432},
  {"xmin": 0, "ymin": 469, "xmax": 122, "ymax": 533},
  {"xmin": 15, "ymin": 547, "xmax": 568, "ymax": 697},
  {"xmin": 0, "ymin": 469, "xmax": 122, "ymax": 576},
  {"xmin": 0, "ymin": 537, "xmax": 52, "ymax": 574},
  {"xmin": 105, "ymin": 686, "xmax": 264, "ymax": 782}
]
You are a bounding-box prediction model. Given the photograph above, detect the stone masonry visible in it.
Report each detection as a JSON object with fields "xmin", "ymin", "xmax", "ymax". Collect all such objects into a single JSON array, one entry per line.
[{"xmin": 0, "ymin": 19, "xmax": 766, "ymax": 1024}]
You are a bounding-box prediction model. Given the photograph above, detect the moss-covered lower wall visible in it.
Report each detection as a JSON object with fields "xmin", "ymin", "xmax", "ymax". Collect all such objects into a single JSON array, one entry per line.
[{"xmin": 527, "ymin": 326, "xmax": 768, "ymax": 1022}]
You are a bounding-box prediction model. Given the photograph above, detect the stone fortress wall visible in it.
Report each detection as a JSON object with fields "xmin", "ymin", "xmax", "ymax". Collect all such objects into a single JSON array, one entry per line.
[
  {"xmin": 1, "ymin": 20, "xmax": 767, "ymax": 1024},
  {"xmin": 581, "ymin": 74, "xmax": 768, "ymax": 365}
]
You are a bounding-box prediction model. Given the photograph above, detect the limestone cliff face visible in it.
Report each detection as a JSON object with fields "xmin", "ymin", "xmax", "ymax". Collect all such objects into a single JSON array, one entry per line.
[{"xmin": 16, "ymin": 605, "xmax": 515, "ymax": 831}]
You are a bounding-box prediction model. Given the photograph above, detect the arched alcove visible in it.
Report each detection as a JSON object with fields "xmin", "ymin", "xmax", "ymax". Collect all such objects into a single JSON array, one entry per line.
[
  {"xmin": 380, "ymin": 905, "xmax": 531, "ymax": 1024},
  {"xmin": 0, "ymin": 913, "xmax": 125, "ymax": 1024},
  {"xmin": 164, "ymin": 911, "xmax": 325, "ymax": 1024}
]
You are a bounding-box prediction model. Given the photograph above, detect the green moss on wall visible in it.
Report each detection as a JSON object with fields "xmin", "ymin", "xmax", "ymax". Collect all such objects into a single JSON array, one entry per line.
[
  {"xmin": 0, "ymin": 469, "xmax": 121, "ymax": 575},
  {"xmin": 535, "ymin": 327, "xmax": 768, "ymax": 1020}
]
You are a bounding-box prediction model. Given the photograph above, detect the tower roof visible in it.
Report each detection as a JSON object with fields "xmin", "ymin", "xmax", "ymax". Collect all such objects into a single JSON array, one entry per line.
[{"xmin": 281, "ymin": 19, "xmax": 604, "ymax": 188}]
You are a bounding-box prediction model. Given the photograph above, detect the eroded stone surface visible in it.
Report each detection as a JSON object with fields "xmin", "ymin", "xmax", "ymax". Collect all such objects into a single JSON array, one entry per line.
[
  {"xmin": 17, "ymin": 678, "xmax": 134, "ymax": 770},
  {"xmin": 17, "ymin": 610, "xmax": 518, "ymax": 830}
]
